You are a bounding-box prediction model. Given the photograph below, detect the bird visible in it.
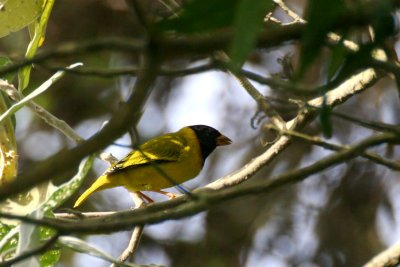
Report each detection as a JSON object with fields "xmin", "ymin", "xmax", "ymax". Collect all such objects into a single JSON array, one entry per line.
[{"xmin": 73, "ymin": 125, "xmax": 231, "ymax": 208}]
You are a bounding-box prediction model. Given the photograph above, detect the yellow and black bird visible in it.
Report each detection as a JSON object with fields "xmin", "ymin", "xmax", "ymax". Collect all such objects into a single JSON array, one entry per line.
[{"xmin": 73, "ymin": 125, "xmax": 231, "ymax": 207}]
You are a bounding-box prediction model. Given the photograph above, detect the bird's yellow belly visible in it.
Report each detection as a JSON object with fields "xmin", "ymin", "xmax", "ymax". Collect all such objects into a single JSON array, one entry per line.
[{"xmin": 108, "ymin": 160, "xmax": 202, "ymax": 191}]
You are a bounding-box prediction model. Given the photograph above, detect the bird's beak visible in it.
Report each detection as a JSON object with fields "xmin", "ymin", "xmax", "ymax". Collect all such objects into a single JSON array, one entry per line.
[{"xmin": 216, "ymin": 135, "xmax": 232, "ymax": 146}]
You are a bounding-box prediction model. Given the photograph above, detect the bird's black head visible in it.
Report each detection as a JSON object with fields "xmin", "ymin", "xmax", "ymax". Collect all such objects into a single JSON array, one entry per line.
[{"xmin": 189, "ymin": 125, "xmax": 231, "ymax": 163}]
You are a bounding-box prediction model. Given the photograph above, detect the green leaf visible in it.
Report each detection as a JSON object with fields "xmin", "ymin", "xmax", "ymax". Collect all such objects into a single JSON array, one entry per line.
[
  {"xmin": 0, "ymin": 223, "xmax": 18, "ymax": 258},
  {"xmin": 15, "ymin": 217, "xmax": 59, "ymax": 267},
  {"xmin": 333, "ymin": 43, "xmax": 373, "ymax": 85},
  {"xmin": 40, "ymin": 248, "xmax": 60, "ymax": 267},
  {"xmin": 0, "ymin": 224, "xmax": 60, "ymax": 266},
  {"xmin": 36, "ymin": 155, "xmax": 94, "ymax": 266},
  {"xmin": 39, "ymin": 227, "xmax": 60, "ymax": 267},
  {"xmin": 3, "ymin": 156, "xmax": 94, "ymax": 266},
  {"xmin": 0, "ymin": 81, "xmax": 17, "ymax": 183},
  {"xmin": 19, "ymin": 0, "xmax": 55, "ymax": 91},
  {"xmin": 327, "ymin": 41, "xmax": 347, "ymax": 81},
  {"xmin": 156, "ymin": 0, "xmax": 238, "ymax": 33},
  {"xmin": 0, "ymin": 62, "xmax": 82, "ymax": 125},
  {"xmin": 42, "ymin": 155, "xmax": 95, "ymax": 214},
  {"xmin": 0, "ymin": 56, "xmax": 16, "ymax": 129},
  {"xmin": 229, "ymin": 0, "xmax": 274, "ymax": 69},
  {"xmin": 0, "ymin": 0, "xmax": 44, "ymax": 38},
  {"xmin": 298, "ymin": 0, "xmax": 346, "ymax": 79},
  {"xmin": 15, "ymin": 210, "xmax": 43, "ymax": 267}
]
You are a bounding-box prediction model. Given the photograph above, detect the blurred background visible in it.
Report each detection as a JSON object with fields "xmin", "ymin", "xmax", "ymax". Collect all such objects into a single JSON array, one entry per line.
[{"xmin": 1, "ymin": 0, "xmax": 400, "ymax": 266}]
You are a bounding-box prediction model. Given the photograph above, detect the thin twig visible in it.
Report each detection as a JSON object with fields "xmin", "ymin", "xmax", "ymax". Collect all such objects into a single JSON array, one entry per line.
[
  {"xmin": 268, "ymin": 125, "xmax": 400, "ymax": 171},
  {"xmin": 40, "ymin": 62, "xmax": 214, "ymax": 78},
  {"xmin": 240, "ymin": 69, "xmax": 318, "ymax": 95},
  {"xmin": 207, "ymin": 67, "xmax": 381, "ymax": 191},
  {"xmin": 214, "ymin": 52, "xmax": 286, "ymax": 130},
  {"xmin": 273, "ymin": 0, "xmax": 305, "ymax": 23},
  {"xmin": 0, "ymin": 37, "xmax": 146, "ymax": 77},
  {"xmin": 0, "ymin": 81, "xmax": 119, "ymax": 165},
  {"xmin": 28, "ymin": 102, "xmax": 84, "ymax": 143},
  {"xmin": 0, "ymin": 80, "xmax": 84, "ymax": 143},
  {"xmin": 332, "ymin": 111, "xmax": 400, "ymax": 134},
  {"xmin": 111, "ymin": 193, "xmax": 145, "ymax": 267},
  {"xmin": 114, "ymin": 225, "xmax": 144, "ymax": 264}
]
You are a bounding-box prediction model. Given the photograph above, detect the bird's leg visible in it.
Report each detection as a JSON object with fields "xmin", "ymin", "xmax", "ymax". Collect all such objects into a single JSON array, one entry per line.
[
  {"xmin": 151, "ymin": 190, "xmax": 181, "ymax": 199},
  {"xmin": 137, "ymin": 191, "xmax": 154, "ymax": 203}
]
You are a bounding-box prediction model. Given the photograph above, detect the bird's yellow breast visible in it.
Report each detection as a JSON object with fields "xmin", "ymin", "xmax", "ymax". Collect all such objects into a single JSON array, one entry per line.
[{"xmin": 106, "ymin": 127, "xmax": 203, "ymax": 191}]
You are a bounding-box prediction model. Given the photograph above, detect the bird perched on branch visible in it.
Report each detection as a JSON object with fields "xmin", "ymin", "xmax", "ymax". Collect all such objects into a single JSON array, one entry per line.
[{"xmin": 73, "ymin": 125, "xmax": 231, "ymax": 207}]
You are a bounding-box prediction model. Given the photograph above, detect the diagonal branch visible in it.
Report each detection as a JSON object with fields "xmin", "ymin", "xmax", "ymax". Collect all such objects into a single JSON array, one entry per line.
[
  {"xmin": 268, "ymin": 126, "xmax": 400, "ymax": 171},
  {"xmin": 110, "ymin": 193, "xmax": 145, "ymax": 267},
  {"xmin": 206, "ymin": 67, "xmax": 380, "ymax": 191},
  {"xmin": 363, "ymin": 241, "xmax": 400, "ymax": 267},
  {"xmin": 214, "ymin": 53, "xmax": 286, "ymax": 130}
]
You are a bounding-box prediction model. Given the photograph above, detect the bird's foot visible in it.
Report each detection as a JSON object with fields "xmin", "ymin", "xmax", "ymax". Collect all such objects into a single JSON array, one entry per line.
[
  {"xmin": 151, "ymin": 190, "xmax": 181, "ymax": 199},
  {"xmin": 137, "ymin": 191, "xmax": 155, "ymax": 203}
]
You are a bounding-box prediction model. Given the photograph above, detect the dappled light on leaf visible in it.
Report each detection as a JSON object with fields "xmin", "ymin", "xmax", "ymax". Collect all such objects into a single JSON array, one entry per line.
[{"xmin": 0, "ymin": 0, "xmax": 44, "ymax": 38}]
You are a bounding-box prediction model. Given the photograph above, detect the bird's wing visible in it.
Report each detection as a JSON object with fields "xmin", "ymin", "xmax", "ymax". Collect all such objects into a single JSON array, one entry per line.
[{"xmin": 105, "ymin": 134, "xmax": 185, "ymax": 175}]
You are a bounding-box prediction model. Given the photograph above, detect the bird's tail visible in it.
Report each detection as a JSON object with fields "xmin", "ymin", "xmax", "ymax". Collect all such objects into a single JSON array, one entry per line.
[{"xmin": 73, "ymin": 175, "xmax": 113, "ymax": 208}]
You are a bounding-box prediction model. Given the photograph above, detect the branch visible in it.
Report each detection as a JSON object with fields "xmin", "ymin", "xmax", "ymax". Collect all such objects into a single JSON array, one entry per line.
[
  {"xmin": 0, "ymin": 37, "xmax": 146, "ymax": 77},
  {"xmin": 363, "ymin": 242, "xmax": 400, "ymax": 267},
  {"xmin": 0, "ymin": 25, "xmax": 302, "ymax": 78},
  {"xmin": 269, "ymin": 126, "xmax": 400, "ymax": 171},
  {"xmin": 206, "ymin": 67, "xmax": 380, "ymax": 191},
  {"xmin": 214, "ymin": 53, "xmax": 286, "ymax": 130},
  {"xmin": 273, "ymin": 0, "xmax": 305, "ymax": 23},
  {"xmin": 111, "ymin": 225, "xmax": 144, "ymax": 267},
  {"xmin": 111, "ymin": 193, "xmax": 145, "ymax": 267},
  {"xmin": 0, "ymin": 81, "xmax": 84, "ymax": 144},
  {"xmin": 40, "ymin": 62, "xmax": 215, "ymax": 78},
  {"xmin": 332, "ymin": 111, "xmax": 400, "ymax": 134},
  {"xmin": 1, "ymin": 78, "xmax": 119, "ymax": 168},
  {"xmin": 239, "ymin": 69, "xmax": 317, "ymax": 95}
]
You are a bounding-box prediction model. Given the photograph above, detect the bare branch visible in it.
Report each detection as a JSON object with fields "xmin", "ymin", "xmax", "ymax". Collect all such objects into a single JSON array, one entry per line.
[
  {"xmin": 0, "ymin": 78, "xmax": 117, "ymax": 165},
  {"xmin": 269, "ymin": 126, "xmax": 400, "ymax": 171},
  {"xmin": 111, "ymin": 226, "xmax": 144, "ymax": 267},
  {"xmin": 111, "ymin": 193, "xmax": 145, "ymax": 267},
  {"xmin": 207, "ymin": 67, "xmax": 380, "ymax": 190},
  {"xmin": 273, "ymin": 0, "xmax": 305, "ymax": 23},
  {"xmin": 214, "ymin": 52, "xmax": 286, "ymax": 129},
  {"xmin": 0, "ymin": 37, "xmax": 146, "ymax": 77},
  {"xmin": 364, "ymin": 242, "xmax": 400, "ymax": 267},
  {"xmin": 40, "ymin": 62, "xmax": 215, "ymax": 78}
]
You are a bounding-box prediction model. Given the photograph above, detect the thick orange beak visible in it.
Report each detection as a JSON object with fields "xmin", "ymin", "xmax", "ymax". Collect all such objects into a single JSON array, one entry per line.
[{"xmin": 216, "ymin": 135, "xmax": 232, "ymax": 146}]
